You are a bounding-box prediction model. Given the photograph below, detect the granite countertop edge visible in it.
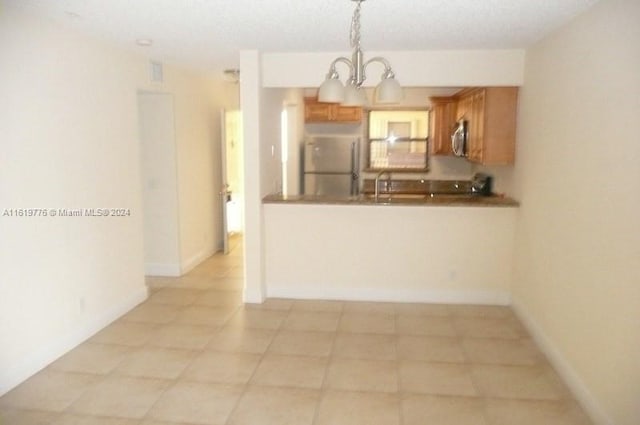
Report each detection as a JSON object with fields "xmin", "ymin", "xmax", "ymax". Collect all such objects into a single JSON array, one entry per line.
[{"xmin": 262, "ymin": 194, "xmax": 520, "ymax": 207}]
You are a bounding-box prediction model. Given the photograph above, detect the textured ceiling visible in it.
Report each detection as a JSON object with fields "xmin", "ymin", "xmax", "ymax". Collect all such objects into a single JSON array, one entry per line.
[{"xmin": 5, "ymin": 0, "xmax": 601, "ymax": 73}]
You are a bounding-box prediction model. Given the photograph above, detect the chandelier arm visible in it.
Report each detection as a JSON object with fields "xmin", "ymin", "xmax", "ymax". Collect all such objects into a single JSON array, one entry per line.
[
  {"xmin": 326, "ymin": 56, "xmax": 355, "ymax": 80},
  {"xmin": 364, "ymin": 57, "xmax": 395, "ymax": 78}
]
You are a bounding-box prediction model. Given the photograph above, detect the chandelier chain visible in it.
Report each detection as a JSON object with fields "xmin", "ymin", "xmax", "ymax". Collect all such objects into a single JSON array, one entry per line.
[
  {"xmin": 350, "ymin": 0, "xmax": 362, "ymax": 50},
  {"xmin": 318, "ymin": 0, "xmax": 400, "ymax": 105}
]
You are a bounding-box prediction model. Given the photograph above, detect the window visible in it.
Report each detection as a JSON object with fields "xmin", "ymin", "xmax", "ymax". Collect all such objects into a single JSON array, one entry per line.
[{"xmin": 367, "ymin": 110, "xmax": 429, "ymax": 170}]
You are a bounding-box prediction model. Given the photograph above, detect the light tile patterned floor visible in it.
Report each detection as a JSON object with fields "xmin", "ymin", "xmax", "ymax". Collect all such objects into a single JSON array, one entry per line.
[{"xmin": 0, "ymin": 235, "xmax": 593, "ymax": 425}]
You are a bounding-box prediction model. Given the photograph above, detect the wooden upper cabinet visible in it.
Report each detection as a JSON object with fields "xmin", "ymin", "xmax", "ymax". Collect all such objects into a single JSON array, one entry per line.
[
  {"xmin": 455, "ymin": 87, "xmax": 518, "ymax": 165},
  {"xmin": 304, "ymin": 97, "xmax": 362, "ymax": 123},
  {"xmin": 429, "ymin": 97, "xmax": 458, "ymax": 155},
  {"xmin": 304, "ymin": 100, "xmax": 334, "ymax": 122},
  {"xmin": 332, "ymin": 105, "xmax": 363, "ymax": 122}
]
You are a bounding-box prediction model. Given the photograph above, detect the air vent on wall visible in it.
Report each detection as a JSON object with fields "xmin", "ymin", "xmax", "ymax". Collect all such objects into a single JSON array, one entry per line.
[{"xmin": 150, "ymin": 61, "xmax": 163, "ymax": 83}]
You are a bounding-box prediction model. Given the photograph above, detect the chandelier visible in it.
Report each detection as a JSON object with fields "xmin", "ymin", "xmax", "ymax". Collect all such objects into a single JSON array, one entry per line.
[{"xmin": 318, "ymin": 0, "xmax": 402, "ymax": 106}]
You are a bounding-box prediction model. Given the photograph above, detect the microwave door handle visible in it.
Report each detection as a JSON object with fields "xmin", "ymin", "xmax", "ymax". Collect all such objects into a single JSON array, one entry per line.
[
  {"xmin": 350, "ymin": 141, "xmax": 357, "ymax": 195},
  {"xmin": 451, "ymin": 130, "xmax": 456, "ymax": 154},
  {"xmin": 452, "ymin": 128, "xmax": 460, "ymax": 155}
]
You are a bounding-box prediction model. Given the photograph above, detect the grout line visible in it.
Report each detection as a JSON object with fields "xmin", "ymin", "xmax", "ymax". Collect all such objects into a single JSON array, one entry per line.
[
  {"xmin": 13, "ymin": 251, "xmax": 585, "ymax": 425},
  {"xmin": 221, "ymin": 304, "xmax": 287, "ymax": 425},
  {"xmin": 309, "ymin": 302, "xmax": 343, "ymax": 425},
  {"xmin": 142, "ymin": 250, "xmax": 247, "ymax": 424},
  {"xmin": 394, "ymin": 309, "xmax": 405, "ymax": 425}
]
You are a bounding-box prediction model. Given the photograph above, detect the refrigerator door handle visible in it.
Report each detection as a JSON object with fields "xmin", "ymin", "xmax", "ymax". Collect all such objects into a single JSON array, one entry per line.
[{"xmin": 350, "ymin": 141, "xmax": 359, "ymax": 195}]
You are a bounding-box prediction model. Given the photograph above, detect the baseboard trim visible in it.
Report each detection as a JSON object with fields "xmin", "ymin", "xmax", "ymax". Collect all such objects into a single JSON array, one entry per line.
[
  {"xmin": 145, "ymin": 262, "xmax": 181, "ymax": 277},
  {"xmin": 180, "ymin": 246, "xmax": 216, "ymax": 275},
  {"xmin": 511, "ymin": 298, "xmax": 613, "ymax": 425},
  {"xmin": 266, "ymin": 284, "xmax": 510, "ymax": 305},
  {"xmin": 0, "ymin": 286, "xmax": 148, "ymax": 396}
]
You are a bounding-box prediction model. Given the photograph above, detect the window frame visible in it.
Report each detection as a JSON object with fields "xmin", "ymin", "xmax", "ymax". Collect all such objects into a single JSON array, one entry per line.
[{"xmin": 364, "ymin": 108, "xmax": 431, "ymax": 172}]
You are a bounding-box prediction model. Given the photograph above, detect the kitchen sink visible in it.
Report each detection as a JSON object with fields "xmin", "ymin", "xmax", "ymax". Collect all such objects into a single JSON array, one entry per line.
[{"xmin": 360, "ymin": 193, "xmax": 428, "ymax": 200}]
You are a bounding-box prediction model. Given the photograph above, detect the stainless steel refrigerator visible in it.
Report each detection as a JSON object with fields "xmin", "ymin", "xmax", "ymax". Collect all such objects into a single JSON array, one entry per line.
[{"xmin": 303, "ymin": 136, "xmax": 359, "ymax": 196}]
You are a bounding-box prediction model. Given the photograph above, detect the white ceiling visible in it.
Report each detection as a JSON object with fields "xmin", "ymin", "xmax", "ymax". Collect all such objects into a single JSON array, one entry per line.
[{"xmin": 6, "ymin": 0, "xmax": 600, "ymax": 74}]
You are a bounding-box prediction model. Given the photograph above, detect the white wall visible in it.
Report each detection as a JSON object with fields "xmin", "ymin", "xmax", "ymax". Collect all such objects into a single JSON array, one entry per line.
[
  {"xmin": 239, "ymin": 51, "xmax": 265, "ymax": 303},
  {"xmin": 283, "ymin": 88, "xmax": 306, "ymax": 196},
  {"xmin": 0, "ymin": 8, "xmax": 148, "ymax": 394},
  {"xmin": 260, "ymin": 89, "xmax": 286, "ymax": 196},
  {"xmin": 262, "ymin": 50, "xmax": 525, "ymax": 87},
  {"xmin": 264, "ymin": 204, "xmax": 516, "ymax": 304},
  {"xmin": 512, "ymin": 0, "xmax": 640, "ymax": 424}
]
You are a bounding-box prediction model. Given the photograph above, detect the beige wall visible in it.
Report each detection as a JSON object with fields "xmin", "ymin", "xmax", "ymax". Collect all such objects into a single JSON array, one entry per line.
[
  {"xmin": 139, "ymin": 92, "xmax": 181, "ymax": 275},
  {"xmin": 138, "ymin": 69, "xmax": 226, "ymax": 275},
  {"xmin": 262, "ymin": 50, "xmax": 525, "ymax": 87},
  {"xmin": 264, "ymin": 204, "xmax": 517, "ymax": 304},
  {"xmin": 0, "ymin": 7, "xmax": 230, "ymax": 394},
  {"xmin": 166, "ymin": 70, "xmax": 225, "ymax": 272},
  {"xmin": 512, "ymin": 0, "xmax": 640, "ymax": 424},
  {"xmin": 0, "ymin": 8, "xmax": 147, "ymax": 394}
]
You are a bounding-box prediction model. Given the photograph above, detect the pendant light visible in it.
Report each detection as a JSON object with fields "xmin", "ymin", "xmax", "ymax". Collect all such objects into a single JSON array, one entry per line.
[{"xmin": 318, "ymin": 0, "xmax": 402, "ymax": 106}]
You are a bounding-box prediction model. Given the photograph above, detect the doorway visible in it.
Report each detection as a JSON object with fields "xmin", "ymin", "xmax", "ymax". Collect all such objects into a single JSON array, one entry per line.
[{"xmin": 221, "ymin": 109, "xmax": 244, "ymax": 254}]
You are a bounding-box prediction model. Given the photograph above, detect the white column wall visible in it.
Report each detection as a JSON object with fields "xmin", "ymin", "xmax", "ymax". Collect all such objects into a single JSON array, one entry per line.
[{"xmin": 239, "ymin": 51, "xmax": 266, "ymax": 303}]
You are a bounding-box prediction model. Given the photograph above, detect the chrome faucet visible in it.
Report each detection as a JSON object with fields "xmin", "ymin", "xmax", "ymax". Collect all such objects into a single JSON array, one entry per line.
[{"xmin": 374, "ymin": 170, "xmax": 392, "ymax": 202}]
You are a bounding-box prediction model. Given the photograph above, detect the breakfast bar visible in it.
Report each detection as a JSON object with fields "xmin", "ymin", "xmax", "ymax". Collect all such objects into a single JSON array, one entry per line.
[
  {"xmin": 263, "ymin": 193, "xmax": 519, "ymax": 207},
  {"xmin": 262, "ymin": 193, "xmax": 519, "ymax": 306}
]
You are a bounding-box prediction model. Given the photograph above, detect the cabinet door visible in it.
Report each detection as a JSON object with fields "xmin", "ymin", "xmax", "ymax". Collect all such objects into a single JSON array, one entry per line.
[
  {"xmin": 304, "ymin": 102, "xmax": 334, "ymax": 122},
  {"xmin": 482, "ymin": 87, "xmax": 518, "ymax": 165},
  {"xmin": 467, "ymin": 90, "xmax": 486, "ymax": 163},
  {"xmin": 430, "ymin": 98, "xmax": 457, "ymax": 155},
  {"xmin": 450, "ymin": 87, "xmax": 518, "ymax": 165},
  {"xmin": 304, "ymin": 98, "xmax": 362, "ymax": 123},
  {"xmin": 333, "ymin": 106, "xmax": 362, "ymax": 123},
  {"xmin": 456, "ymin": 94, "xmax": 473, "ymax": 122}
]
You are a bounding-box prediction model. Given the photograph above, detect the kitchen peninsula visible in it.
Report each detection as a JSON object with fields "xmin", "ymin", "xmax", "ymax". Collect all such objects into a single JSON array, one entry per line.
[
  {"xmin": 267, "ymin": 84, "xmax": 522, "ymax": 305},
  {"xmin": 263, "ymin": 193, "xmax": 518, "ymax": 207},
  {"xmin": 263, "ymin": 193, "xmax": 519, "ymax": 306}
]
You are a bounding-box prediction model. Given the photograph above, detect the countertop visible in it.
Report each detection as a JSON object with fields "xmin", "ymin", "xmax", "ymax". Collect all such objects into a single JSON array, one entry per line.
[{"xmin": 263, "ymin": 193, "xmax": 519, "ymax": 207}]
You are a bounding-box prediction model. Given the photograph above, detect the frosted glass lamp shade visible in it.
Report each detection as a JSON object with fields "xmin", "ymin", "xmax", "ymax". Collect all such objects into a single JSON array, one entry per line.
[
  {"xmin": 342, "ymin": 83, "xmax": 368, "ymax": 107},
  {"xmin": 318, "ymin": 78, "xmax": 345, "ymax": 103},
  {"xmin": 376, "ymin": 77, "xmax": 402, "ymax": 103}
]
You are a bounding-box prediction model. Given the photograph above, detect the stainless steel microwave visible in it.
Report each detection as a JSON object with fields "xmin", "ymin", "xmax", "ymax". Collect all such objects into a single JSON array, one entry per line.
[{"xmin": 451, "ymin": 119, "xmax": 468, "ymax": 157}]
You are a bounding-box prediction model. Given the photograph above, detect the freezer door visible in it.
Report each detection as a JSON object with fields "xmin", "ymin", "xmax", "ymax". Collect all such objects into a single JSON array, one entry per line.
[
  {"xmin": 305, "ymin": 137, "xmax": 356, "ymax": 173},
  {"xmin": 304, "ymin": 174, "xmax": 354, "ymax": 197}
]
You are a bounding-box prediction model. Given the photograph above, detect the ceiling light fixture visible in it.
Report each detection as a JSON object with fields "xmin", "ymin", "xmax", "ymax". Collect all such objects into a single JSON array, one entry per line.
[
  {"xmin": 136, "ymin": 38, "xmax": 153, "ymax": 47},
  {"xmin": 318, "ymin": 0, "xmax": 402, "ymax": 106}
]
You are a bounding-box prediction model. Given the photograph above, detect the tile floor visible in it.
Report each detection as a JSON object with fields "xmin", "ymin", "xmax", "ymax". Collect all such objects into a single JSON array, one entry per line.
[{"xmin": 0, "ymin": 235, "xmax": 593, "ymax": 425}]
